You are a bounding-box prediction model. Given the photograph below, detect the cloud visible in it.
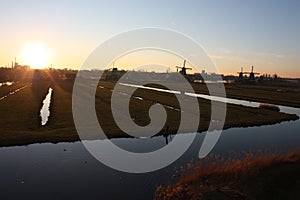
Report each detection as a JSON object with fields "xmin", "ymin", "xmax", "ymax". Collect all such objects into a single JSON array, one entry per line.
[
  {"xmin": 248, "ymin": 51, "xmax": 290, "ymax": 60},
  {"xmin": 275, "ymin": 54, "xmax": 287, "ymax": 59},
  {"xmin": 209, "ymin": 54, "xmax": 241, "ymax": 61},
  {"xmin": 216, "ymin": 47, "xmax": 232, "ymax": 54}
]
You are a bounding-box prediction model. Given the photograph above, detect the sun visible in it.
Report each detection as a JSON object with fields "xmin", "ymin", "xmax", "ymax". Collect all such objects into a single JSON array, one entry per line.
[{"xmin": 21, "ymin": 43, "xmax": 51, "ymax": 69}]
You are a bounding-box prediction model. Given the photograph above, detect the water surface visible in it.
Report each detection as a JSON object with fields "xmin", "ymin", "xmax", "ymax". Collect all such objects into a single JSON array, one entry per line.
[
  {"xmin": 40, "ymin": 88, "xmax": 53, "ymax": 125},
  {"xmin": 0, "ymin": 86, "xmax": 27, "ymax": 101},
  {"xmin": 0, "ymin": 81, "xmax": 14, "ymax": 87},
  {"xmin": 0, "ymin": 91, "xmax": 299, "ymax": 199}
]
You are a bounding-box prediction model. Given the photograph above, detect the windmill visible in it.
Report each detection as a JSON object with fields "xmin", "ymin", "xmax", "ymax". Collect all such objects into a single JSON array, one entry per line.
[
  {"xmin": 244, "ymin": 66, "xmax": 260, "ymax": 80},
  {"xmin": 176, "ymin": 60, "xmax": 192, "ymax": 76},
  {"xmin": 237, "ymin": 67, "xmax": 244, "ymax": 79}
]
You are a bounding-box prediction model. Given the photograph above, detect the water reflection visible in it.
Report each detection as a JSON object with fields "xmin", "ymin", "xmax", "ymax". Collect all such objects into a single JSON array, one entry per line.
[
  {"xmin": 120, "ymin": 83, "xmax": 181, "ymax": 94},
  {"xmin": 0, "ymin": 86, "xmax": 27, "ymax": 101},
  {"xmin": 40, "ymin": 88, "xmax": 53, "ymax": 126},
  {"xmin": 185, "ymin": 92, "xmax": 259, "ymax": 107},
  {"xmin": 119, "ymin": 82, "xmax": 297, "ymax": 115},
  {"xmin": 120, "ymin": 82, "xmax": 259, "ymax": 108},
  {"xmin": 162, "ymin": 126, "xmax": 172, "ymax": 145},
  {"xmin": 0, "ymin": 81, "xmax": 14, "ymax": 87},
  {"xmin": 0, "ymin": 112, "xmax": 299, "ymax": 199},
  {"xmin": 133, "ymin": 96, "xmax": 143, "ymax": 100}
]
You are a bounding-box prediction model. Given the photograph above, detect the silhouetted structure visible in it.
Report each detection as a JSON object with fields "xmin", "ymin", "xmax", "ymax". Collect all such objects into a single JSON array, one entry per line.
[
  {"xmin": 101, "ymin": 67, "xmax": 126, "ymax": 81},
  {"xmin": 12, "ymin": 58, "xmax": 30, "ymax": 71},
  {"xmin": 238, "ymin": 67, "xmax": 244, "ymax": 79},
  {"xmin": 246, "ymin": 66, "xmax": 260, "ymax": 80},
  {"xmin": 236, "ymin": 66, "xmax": 260, "ymax": 82},
  {"xmin": 176, "ymin": 60, "xmax": 192, "ymax": 76},
  {"xmin": 162, "ymin": 126, "xmax": 171, "ymax": 145}
]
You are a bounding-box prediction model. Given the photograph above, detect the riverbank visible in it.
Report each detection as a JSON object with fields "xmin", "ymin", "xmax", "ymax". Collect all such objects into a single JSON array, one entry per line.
[
  {"xmin": 0, "ymin": 80, "xmax": 298, "ymax": 147},
  {"xmin": 155, "ymin": 150, "xmax": 300, "ymax": 199}
]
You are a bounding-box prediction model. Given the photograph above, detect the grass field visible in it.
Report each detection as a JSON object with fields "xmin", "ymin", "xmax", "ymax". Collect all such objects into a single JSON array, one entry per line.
[{"xmin": 0, "ymin": 80, "xmax": 298, "ymax": 147}]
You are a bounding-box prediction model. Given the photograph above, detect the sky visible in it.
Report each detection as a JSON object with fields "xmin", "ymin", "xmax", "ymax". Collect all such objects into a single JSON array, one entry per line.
[{"xmin": 0, "ymin": 0, "xmax": 299, "ymax": 77}]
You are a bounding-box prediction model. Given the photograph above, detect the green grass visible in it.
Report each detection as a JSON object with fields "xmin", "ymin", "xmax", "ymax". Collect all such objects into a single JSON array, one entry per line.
[{"xmin": 0, "ymin": 80, "xmax": 298, "ymax": 147}]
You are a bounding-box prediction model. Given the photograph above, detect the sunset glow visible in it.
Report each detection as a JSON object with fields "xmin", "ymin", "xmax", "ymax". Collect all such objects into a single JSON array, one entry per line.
[
  {"xmin": 21, "ymin": 43, "xmax": 51, "ymax": 69},
  {"xmin": 0, "ymin": 1, "xmax": 298, "ymax": 77}
]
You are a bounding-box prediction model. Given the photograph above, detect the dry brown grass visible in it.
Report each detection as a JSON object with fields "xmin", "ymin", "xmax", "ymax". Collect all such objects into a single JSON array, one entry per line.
[{"xmin": 155, "ymin": 150, "xmax": 300, "ymax": 200}]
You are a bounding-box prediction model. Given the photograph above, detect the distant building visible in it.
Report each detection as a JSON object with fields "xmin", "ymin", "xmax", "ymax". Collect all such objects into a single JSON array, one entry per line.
[{"xmin": 12, "ymin": 59, "xmax": 30, "ymax": 71}]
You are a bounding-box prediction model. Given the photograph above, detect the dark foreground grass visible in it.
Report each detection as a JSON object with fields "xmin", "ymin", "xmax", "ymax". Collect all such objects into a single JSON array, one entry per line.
[
  {"xmin": 155, "ymin": 150, "xmax": 300, "ymax": 200},
  {"xmin": 0, "ymin": 80, "xmax": 298, "ymax": 147},
  {"xmin": 0, "ymin": 82, "xmax": 27, "ymax": 97}
]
